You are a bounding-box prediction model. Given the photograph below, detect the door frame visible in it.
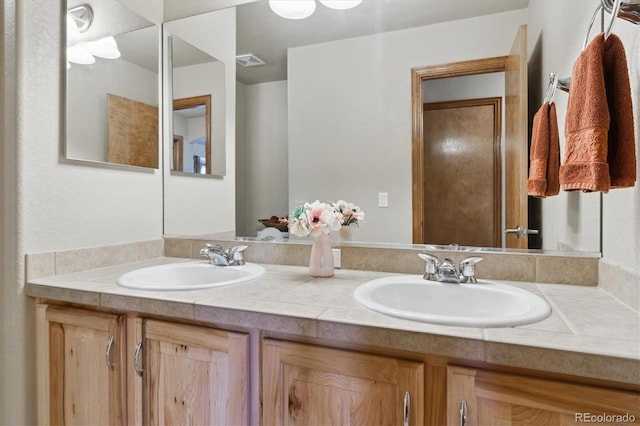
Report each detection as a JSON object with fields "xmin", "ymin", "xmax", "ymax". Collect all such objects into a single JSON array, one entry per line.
[{"xmin": 411, "ymin": 56, "xmax": 508, "ymax": 244}]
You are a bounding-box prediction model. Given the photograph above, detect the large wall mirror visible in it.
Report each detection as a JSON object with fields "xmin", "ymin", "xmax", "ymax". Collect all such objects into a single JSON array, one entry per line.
[
  {"xmin": 163, "ymin": 0, "xmax": 601, "ymax": 254},
  {"xmin": 65, "ymin": 0, "xmax": 160, "ymax": 169}
]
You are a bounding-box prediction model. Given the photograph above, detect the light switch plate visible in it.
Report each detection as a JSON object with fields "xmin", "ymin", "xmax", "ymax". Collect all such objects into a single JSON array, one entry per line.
[
  {"xmin": 332, "ymin": 248, "xmax": 341, "ymax": 268},
  {"xmin": 378, "ymin": 192, "xmax": 389, "ymax": 208}
]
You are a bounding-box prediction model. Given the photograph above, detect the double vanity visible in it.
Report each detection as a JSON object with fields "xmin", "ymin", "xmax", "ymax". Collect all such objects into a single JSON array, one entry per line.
[{"xmin": 27, "ymin": 238, "xmax": 639, "ymax": 425}]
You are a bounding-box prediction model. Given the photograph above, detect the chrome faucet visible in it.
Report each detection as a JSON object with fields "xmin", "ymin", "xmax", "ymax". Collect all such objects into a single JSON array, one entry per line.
[
  {"xmin": 418, "ymin": 254, "xmax": 483, "ymax": 283},
  {"xmin": 200, "ymin": 243, "xmax": 248, "ymax": 266}
]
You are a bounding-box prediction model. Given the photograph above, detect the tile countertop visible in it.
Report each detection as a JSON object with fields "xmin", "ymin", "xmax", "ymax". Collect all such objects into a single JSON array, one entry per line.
[{"xmin": 25, "ymin": 257, "xmax": 640, "ymax": 386}]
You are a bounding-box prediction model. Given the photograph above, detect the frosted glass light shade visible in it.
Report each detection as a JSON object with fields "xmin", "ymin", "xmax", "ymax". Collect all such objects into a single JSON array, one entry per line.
[
  {"xmin": 67, "ymin": 45, "xmax": 95, "ymax": 65},
  {"xmin": 79, "ymin": 36, "xmax": 121, "ymax": 59},
  {"xmin": 319, "ymin": 0, "xmax": 363, "ymax": 10},
  {"xmin": 269, "ymin": 0, "xmax": 316, "ymax": 19}
]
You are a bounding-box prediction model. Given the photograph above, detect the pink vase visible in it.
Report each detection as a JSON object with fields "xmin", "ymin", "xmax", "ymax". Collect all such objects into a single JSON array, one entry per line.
[
  {"xmin": 339, "ymin": 225, "xmax": 355, "ymax": 241},
  {"xmin": 309, "ymin": 233, "xmax": 334, "ymax": 277}
]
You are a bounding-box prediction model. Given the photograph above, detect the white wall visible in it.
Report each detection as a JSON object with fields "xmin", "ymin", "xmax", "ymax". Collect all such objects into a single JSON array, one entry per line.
[
  {"xmin": 528, "ymin": 0, "xmax": 639, "ymax": 272},
  {"xmin": 236, "ymin": 80, "xmax": 289, "ymax": 237},
  {"xmin": 0, "ymin": 0, "xmax": 23, "ymax": 423},
  {"xmin": 288, "ymin": 9, "xmax": 527, "ymax": 243},
  {"xmin": 163, "ymin": 8, "xmax": 236, "ymax": 236}
]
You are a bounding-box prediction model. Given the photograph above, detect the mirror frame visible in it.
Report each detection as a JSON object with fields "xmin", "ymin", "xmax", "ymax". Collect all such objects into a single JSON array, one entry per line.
[{"xmin": 172, "ymin": 95, "xmax": 212, "ymax": 175}]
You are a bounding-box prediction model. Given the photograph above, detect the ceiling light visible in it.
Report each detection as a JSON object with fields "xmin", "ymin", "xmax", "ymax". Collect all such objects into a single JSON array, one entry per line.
[
  {"xmin": 67, "ymin": 45, "xmax": 96, "ymax": 65},
  {"xmin": 79, "ymin": 36, "xmax": 121, "ymax": 59},
  {"xmin": 319, "ymin": 0, "xmax": 363, "ymax": 10},
  {"xmin": 269, "ymin": 0, "xmax": 316, "ymax": 20},
  {"xmin": 67, "ymin": 5, "xmax": 93, "ymax": 33}
]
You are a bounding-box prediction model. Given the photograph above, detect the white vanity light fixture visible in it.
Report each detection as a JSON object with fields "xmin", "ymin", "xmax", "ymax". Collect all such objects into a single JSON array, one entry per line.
[
  {"xmin": 269, "ymin": 0, "xmax": 362, "ymax": 19},
  {"xmin": 319, "ymin": 0, "xmax": 363, "ymax": 10},
  {"xmin": 268, "ymin": 0, "xmax": 317, "ymax": 20},
  {"xmin": 66, "ymin": 4, "xmax": 121, "ymax": 66}
]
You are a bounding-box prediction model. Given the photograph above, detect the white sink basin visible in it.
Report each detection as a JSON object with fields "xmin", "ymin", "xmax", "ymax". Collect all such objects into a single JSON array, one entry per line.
[
  {"xmin": 353, "ymin": 275, "xmax": 551, "ymax": 327},
  {"xmin": 116, "ymin": 261, "xmax": 266, "ymax": 291}
]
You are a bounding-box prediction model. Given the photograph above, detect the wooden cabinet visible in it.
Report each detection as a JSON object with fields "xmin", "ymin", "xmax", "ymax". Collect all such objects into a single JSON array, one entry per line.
[
  {"xmin": 263, "ymin": 339, "xmax": 424, "ymax": 425},
  {"xmin": 447, "ymin": 366, "xmax": 640, "ymax": 426},
  {"xmin": 143, "ymin": 319, "xmax": 249, "ymax": 425},
  {"xmin": 37, "ymin": 305, "xmax": 249, "ymax": 425},
  {"xmin": 42, "ymin": 306, "xmax": 127, "ymax": 425}
]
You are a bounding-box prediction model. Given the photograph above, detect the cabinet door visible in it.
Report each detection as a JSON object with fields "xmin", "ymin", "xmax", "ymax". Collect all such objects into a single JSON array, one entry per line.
[
  {"xmin": 263, "ymin": 339, "xmax": 424, "ymax": 425},
  {"xmin": 447, "ymin": 366, "xmax": 640, "ymax": 426},
  {"xmin": 144, "ymin": 319, "xmax": 249, "ymax": 425},
  {"xmin": 46, "ymin": 306, "xmax": 126, "ymax": 425}
]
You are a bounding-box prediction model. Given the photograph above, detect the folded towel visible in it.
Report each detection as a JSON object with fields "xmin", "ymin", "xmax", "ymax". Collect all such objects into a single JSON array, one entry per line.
[
  {"xmin": 603, "ymin": 34, "xmax": 636, "ymax": 188},
  {"xmin": 527, "ymin": 101, "xmax": 560, "ymax": 197},
  {"xmin": 560, "ymin": 33, "xmax": 611, "ymax": 192}
]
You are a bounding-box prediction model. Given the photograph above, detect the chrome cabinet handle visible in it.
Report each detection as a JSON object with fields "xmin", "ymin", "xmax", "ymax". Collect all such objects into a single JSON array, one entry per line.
[
  {"xmin": 104, "ymin": 336, "xmax": 116, "ymax": 369},
  {"xmin": 459, "ymin": 399, "xmax": 467, "ymax": 426},
  {"xmin": 403, "ymin": 391, "xmax": 410, "ymax": 426},
  {"xmin": 133, "ymin": 340, "xmax": 144, "ymax": 377}
]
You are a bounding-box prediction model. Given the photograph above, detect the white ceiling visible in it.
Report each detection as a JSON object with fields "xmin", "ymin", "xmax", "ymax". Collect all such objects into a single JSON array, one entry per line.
[{"xmin": 233, "ymin": 0, "xmax": 529, "ymax": 84}]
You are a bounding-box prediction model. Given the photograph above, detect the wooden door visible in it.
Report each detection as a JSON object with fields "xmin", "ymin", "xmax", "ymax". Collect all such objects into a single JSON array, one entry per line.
[
  {"xmin": 263, "ymin": 339, "xmax": 424, "ymax": 425},
  {"xmin": 423, "ymin": 98, "xmax": 502, "ymax": 247},
  {"xmin": 46, "ymin": 306, "xmax": 126, "ymax": 426},
  {"xmin": 447, "ymin": 366, "xmax": 640, "ymax": 426},
  {"xmin": 107, "ymin": 93, "xmax": 159, "ymax": 168},
  {"xmin": 504, "ymin": 25, "xmax": 528, "ymax": 249},
  {"xmin": 144, "ymin": 320, "xmax": 249, "ymax": 426}
]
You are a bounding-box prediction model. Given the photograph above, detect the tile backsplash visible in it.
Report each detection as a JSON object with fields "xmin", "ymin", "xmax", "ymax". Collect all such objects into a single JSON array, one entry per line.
[
  {"xmin": 165, "ymin": 237, "xmax": 599, "ymax": 286},
  {"xmin": 26, "ymin": 237, "xmax": 604, "ymax": 288}
]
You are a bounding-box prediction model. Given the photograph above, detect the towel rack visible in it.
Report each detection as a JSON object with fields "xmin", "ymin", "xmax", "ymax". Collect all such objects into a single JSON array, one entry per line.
[
  {"xmin": 544, "ymin": 72, "xmax": 559, "ymax": 104},
  {"xmin": 603, "ymin": 0, "xmax": 640, "ymax": 24},
  {"xmin": 556, "ymin": 0, "xmax": 638, "ymax": 93}
]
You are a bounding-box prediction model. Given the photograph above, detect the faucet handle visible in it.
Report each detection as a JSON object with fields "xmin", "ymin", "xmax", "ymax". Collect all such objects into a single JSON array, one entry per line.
[
  {"xmin": 418, "ymin": 253, "xmax": 440, "ymax": 281},
  {"xmin": 228, "ymin": 245, "xmax": 248, "ymax": 265},
  {"xmin": 459, "ymin": 256, "xmax": 483, "ymax": 283}
]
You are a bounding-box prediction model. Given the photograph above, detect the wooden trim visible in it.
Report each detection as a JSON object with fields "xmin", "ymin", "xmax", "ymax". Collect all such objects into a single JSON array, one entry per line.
[
  {"xmin": 36, "ymin": 304, "xmax": 50, "ymax": 425},
  {"xmin": 172, "ymin": 135, "xmax": 184, "ymax": 172},
  {"xmin": 411, "ymin": 57, "xmax": 508, "ymax": 244},
  {"xmin": 173, "ymin": 94, "xmax": 212, "ymax": 174}
]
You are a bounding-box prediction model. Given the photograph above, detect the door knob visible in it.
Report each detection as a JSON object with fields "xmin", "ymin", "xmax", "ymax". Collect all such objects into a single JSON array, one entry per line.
[{"xmin": 505, "ymin": 225, "xmax": 539, "ymax": 238}]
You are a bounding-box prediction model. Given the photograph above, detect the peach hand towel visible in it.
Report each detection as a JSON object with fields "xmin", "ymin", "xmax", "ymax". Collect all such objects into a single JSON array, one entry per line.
[
  {"xmin": 527, "ymin": 101, "xmax": 560, "ymax": 197},
  {"xmin": 560, "ymin": 33, "xmax": 611, "ymax": 192},
  {"xmin": 603, "ymin": 34, "xmax": 636, "ymax": 188}
]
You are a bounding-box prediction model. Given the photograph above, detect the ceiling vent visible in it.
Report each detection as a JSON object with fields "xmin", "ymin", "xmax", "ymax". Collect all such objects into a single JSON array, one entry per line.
[{"xmin": 236, "ymin": 54, "xmax": 266, "ymax": 67}]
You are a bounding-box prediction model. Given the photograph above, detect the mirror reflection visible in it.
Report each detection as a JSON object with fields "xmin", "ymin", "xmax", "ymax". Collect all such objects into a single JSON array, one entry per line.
[
  {"xmin": 65, "ymin": 0, "xmax": 159, "ymax": 169},
  {"xmin": 168, "ymin": 34, "xmax": 226, "ymax": 177},
  {"xmin": 172, "ymin": 95, "xmax": 211, "ymax": 174},
  {"xmin": 164, "ymin": 0, "xmax": 600, "ymax": 253}
]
